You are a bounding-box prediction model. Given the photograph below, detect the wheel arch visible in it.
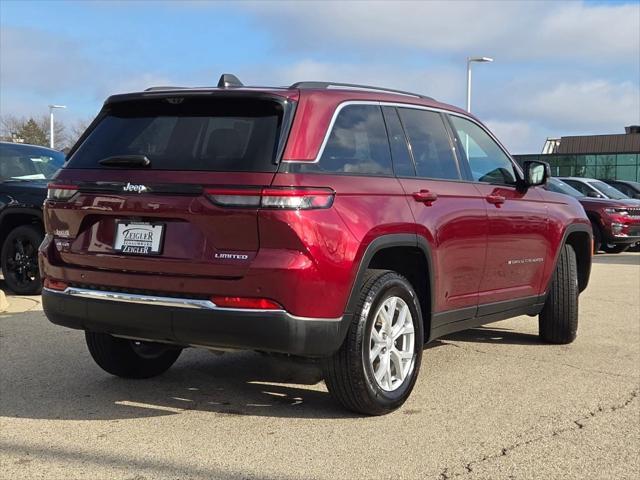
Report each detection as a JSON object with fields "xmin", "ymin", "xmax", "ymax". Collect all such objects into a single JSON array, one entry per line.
[
  {"xmin": 344, "ymin": 234, "xmax": 434, "ymax": 342},
  {"xmin": 561, "ymin": 224, "xmax": 592, "ymax": 292}
]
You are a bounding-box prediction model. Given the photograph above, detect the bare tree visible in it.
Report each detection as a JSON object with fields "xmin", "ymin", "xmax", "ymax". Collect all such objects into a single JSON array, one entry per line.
[
  {"xmin": 69, "ymin": 118, "xmax": 93, "ymax": 147},
  {"xmin": 0, "ymin": 114, "xmax": 68, "ymax": 150},
  {"xmin": 37, "ymin": 114, "xmax": 68, "ymax": 149},
  {"xmin": 0, "ymin": 114, "xmax": 25, "ymax": 142}
]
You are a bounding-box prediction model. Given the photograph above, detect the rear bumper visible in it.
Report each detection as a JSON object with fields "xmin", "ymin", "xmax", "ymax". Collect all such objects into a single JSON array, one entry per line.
[{"xmin": 42, "ymin": 287, "xmax": 350, "ymax": 357}]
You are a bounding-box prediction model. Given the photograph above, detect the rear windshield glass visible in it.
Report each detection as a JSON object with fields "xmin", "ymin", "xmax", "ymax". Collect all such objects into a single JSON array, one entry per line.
[{"xmin": 67, "ymin": 97, "xmax": 284, "ymax": 172}]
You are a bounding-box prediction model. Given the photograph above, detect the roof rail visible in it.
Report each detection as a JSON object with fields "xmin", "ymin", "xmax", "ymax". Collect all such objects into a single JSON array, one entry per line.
[
  {"xmin": 290, "ymin": 81, "xmax": 434, "ymax": 100},
  {"xmin": 144, "ymin": 86, "xmax": 187, "ymax": 92}
]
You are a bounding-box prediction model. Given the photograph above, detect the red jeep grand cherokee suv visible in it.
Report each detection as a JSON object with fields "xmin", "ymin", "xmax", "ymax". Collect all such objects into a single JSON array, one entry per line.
[{"xmin": 40, "ymin": 75, "xmax": 592, "ymax": 415}]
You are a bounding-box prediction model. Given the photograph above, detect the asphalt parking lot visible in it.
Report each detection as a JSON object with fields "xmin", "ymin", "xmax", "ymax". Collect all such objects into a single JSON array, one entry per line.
[{"xmin": 1, "ymin": 253, "xmax": 639, "ymax": 480}]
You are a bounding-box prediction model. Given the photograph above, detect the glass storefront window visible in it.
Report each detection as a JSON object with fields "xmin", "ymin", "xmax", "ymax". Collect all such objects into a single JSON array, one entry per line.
[
  {"xmin": 574, "ymin": 155, "xmax": 588, "ymax": 177},
  {"xmin": 615, "ymin": 164, "xmax": 636, "ymax": 181},
  {"xmin": 595, "ymin": 154, "xmax": 616, "ymax": 179},
  {"xmin": 616, "ymin": 154, "xmax": 637, "ymax": 165},
  {"xmin": 506, "ymin": 153, "xmax": 639, "ymax": 181},
  {"xmin": 615, "ymin": 154, "xmax": 639, "ymax": 181},
  {"xmin": 556, "ymin": 155, "xmax": 575, "ymax": 176}
]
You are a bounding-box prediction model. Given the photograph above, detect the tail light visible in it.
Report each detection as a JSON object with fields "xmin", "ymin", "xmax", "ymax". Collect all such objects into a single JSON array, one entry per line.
[
  {"xmin": 211, "ymin": 296, "xmax": 282, "ymax": 310},
  {"xmin": 44, "ymin": 278, "xmax": 69, "ymax": 291},
  {"xmin": 47, "ymin": 184, "xmax": 78, "ymax": 202},
  {"xmin": 205, "ymin": 187, "xmax": 334, "ymax": 210}
]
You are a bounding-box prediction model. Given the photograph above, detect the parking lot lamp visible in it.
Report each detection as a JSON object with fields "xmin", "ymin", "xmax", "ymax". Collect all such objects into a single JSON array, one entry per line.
[
  {"xmin": 48, "ymin": 104, "xmax": 67, "ymax": 149},
  {"xmin": 466, "ymin": 57, "xmax": 493, "ymax": 112}
]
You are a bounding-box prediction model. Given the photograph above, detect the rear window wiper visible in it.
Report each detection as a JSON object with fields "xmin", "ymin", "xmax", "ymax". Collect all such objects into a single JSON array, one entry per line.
[{"xmin": 98, "ymin": 155, "xmax": 151, "ymax": 168}]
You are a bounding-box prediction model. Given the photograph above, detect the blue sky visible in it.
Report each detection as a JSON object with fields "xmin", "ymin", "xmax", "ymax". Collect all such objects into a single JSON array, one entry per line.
[{"xmin": 1, "ymin": 0, "xmax": 639, "ymax": 153}]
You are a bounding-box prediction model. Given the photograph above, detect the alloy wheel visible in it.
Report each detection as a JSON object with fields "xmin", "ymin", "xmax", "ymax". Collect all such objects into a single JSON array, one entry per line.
[
  {"xmin": 368, "ymin": 296, "xmax": 416, "ymax": 392},
  {"xmin": 5, "ymin": 236, "xmax": 39, "ymax": 290}
]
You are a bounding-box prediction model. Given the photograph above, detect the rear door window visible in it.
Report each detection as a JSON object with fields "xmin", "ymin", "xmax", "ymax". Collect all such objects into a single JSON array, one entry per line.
[
  {"xmin": 397, "ymin": 108, "xmax": 460, "ymax": 180},
  {"xmin": 381, "ymin": 106, "xmax": 415, "ymax": 177},
  {"xmin": 67, "ymin": 97, "xmax": 284, "ymax": 172},
  {"xmin": 318, "ymin": 104, "xmax": 393, "ymax": 175}
]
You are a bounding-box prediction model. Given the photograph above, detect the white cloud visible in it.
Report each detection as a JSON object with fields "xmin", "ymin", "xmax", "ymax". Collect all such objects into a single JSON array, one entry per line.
[
  {"xmin": 0, "ymin": 26, "xmax": 178, "ymax": 97},
  {"xmin": 241, "ymin": 0, "xmax": 640, "ymax": 63},
  {"xmin": 0, "ymin": 26, "xmax": 95, "ymax": 95},
  {"xmin": 484, "ymin": 120, "xmax": 537, "ymax": 154},
  {"xmin": 511, "ymin": 80, "xmax": 640, "ymax": 132},
  {"xmin": 1, "ymin": 2, "xmax": 638, "ymax": 156},
  {"xmin": 243, "ymin": 59, "xmax": 464, "ymax": 104},
  {"xmin": 480, "ymin": 78, "xmax": 640, "ymax": 153}
]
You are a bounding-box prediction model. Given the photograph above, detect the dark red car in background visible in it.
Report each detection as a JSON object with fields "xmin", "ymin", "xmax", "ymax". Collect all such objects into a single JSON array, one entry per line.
[
  {"xmin": 40, "ymin": 75, "xmax": 592, "ymax": 415},
  {"xmin": 545, "ymin": 177, "xmax": 640, "ymax": 253}
]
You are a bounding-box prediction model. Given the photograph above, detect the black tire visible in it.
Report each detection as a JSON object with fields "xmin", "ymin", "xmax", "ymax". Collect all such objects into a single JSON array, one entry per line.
[
  {"xmin": 85, "ymin": 331, "xmax": 182, "ymax": 379},
  {"xmin": 1, "ymin": 224, "xmax": 43, "ymax": 295},
  {"xmin": 539, "ymin": 244, "xmax": 578, "ymax": 344},
  {"xmin": 323, "ymin": 269, "xmax": 424, "ymax": 415},
  {"xmin": 590, "ymin": 220, "xmax": 602, "ymax": 254},
  {"xmin": 602, "ymin": 244, "xmax": 630, "ymax": 254}
]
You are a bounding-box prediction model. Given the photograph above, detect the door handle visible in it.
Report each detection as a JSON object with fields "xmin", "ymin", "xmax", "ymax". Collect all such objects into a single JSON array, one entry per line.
[
  {"xmin": 412, "ymin": 190, "xmax": 438, "ymax": 205},
  {"xmin": 486, "ymin": 194, "xmax": 506, "ymax": 206}
]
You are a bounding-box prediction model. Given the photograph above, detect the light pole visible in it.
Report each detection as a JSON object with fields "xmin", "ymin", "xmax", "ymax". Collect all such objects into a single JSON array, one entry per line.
[
  {"xmin": 466, "ymin": 57, "xmax": 493, "ymax": 112},
  {"xmin": 48, "ymin": 104, "xmax": 67, "ymax": 149}
]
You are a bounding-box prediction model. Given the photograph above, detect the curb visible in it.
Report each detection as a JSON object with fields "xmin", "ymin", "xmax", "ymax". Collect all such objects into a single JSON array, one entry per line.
[{"xmin": 0, "ymin": 290, "xmax": 8, "ymax": 313}]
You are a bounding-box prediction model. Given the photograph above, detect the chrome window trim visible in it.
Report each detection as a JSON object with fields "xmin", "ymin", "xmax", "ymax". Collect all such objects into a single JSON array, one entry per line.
[
  {"xmin": 282, "ymin": 100, "xmax": 524, "ymax": 179},
  {"xmin": 43, "ymin": 287, "xmax": 341, "ymax": 322}
]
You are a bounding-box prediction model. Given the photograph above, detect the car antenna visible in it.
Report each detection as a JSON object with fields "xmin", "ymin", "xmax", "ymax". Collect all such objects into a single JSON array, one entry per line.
[{"xmin": 217, "ymin": 74, "xmax": 243, "ymax": 88}]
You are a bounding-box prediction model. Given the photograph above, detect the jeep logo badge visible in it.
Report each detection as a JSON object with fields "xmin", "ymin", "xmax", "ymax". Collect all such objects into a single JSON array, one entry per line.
[{"xmin": 123, "ymin": 183, "xmax": 148, "ymax": 193}]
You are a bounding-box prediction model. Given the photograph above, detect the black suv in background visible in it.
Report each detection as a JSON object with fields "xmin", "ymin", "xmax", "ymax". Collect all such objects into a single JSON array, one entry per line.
[
  {"xmin": 0, "ymin": 142, "xmax": 64, "ymax": 294},
  {"xmin": 603, "ymin": 179, "xmax": 640, "ymax": 199}
]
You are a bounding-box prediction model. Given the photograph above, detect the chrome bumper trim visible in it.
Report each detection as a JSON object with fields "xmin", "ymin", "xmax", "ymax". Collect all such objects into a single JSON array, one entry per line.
[
  {"xmin": 42, "ymin": 287, "xmax": 342, "ymax": 321},
  {"xmin": 45, "ymin": 287, "xmax": 217, "ymax": 310}
]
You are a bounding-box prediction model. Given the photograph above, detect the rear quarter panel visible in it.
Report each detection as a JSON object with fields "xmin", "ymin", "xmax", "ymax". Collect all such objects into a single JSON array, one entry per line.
[{"xmin": 267, "ymin": 172, "xmax": 416, "ymax": 317}]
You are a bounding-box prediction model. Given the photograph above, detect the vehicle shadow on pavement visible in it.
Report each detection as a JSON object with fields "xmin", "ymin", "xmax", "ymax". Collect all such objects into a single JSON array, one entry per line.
[
  {"xmin": 1, "ymin": 327, "xmax": 461, "ymax": 422},
  {"xmin": 442, "ymin": 327, "xmax": 541, "ymax": 345},
  {"xmin": 0, "ymin": 340, "xmax": 366, "ymax": 421},
  {"xmin": 592, "ymin": 252, "xmax": 640, "ymax": 266},
  {"xmin": 2, "ymin": 314, "xmax": 539, "ymax": 423}
]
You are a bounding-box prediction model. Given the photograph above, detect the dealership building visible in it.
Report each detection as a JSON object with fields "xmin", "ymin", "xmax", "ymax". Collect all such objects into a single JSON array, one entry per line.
[{"xmin": 514, "ymin": 126, "xmax": 640, "ymax": 182}]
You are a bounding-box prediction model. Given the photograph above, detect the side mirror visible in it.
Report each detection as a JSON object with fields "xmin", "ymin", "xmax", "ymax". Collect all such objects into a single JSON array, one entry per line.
[
  {"xmin": 587, "ymin": 191, "xmax": 602, "ymax": 198},
  {"xmin": 634, "ymin": 193, "xmax": 640, "ymax": 199},
  {"xmin": 522, "ymin": 160, "xmax": 550, "ymax": 187}
]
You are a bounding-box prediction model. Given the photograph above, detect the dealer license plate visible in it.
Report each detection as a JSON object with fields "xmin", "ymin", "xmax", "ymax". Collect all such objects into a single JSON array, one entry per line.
[{"xmin": 114, "ymin": 222, "xmax": 164, "ymax": 256}]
